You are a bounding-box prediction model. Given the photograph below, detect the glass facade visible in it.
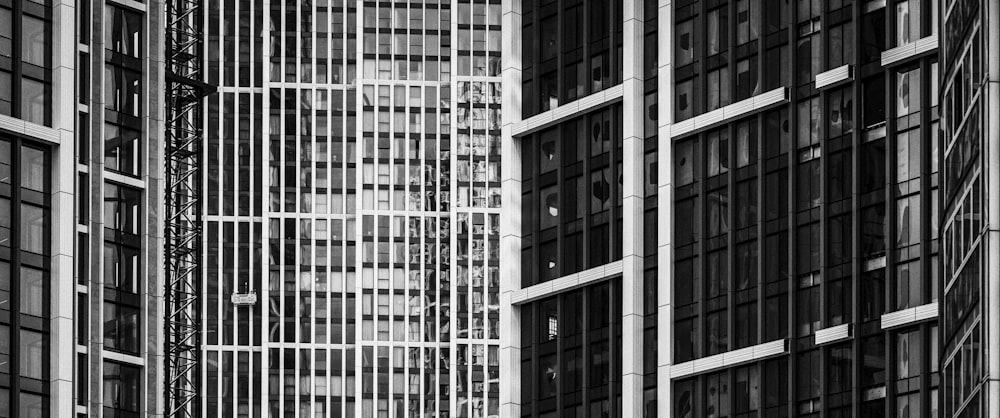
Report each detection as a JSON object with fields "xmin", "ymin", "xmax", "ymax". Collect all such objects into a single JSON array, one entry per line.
[
  {"xmin": 507, "ymin": 0, "xmax": 1000, "ymax": 417},
  {"xmin": 0, "ymin": 0, "xmax": 51, "ymax": 126},
  {"xmin": 518, "ymin": 105, "xmax": 624, "ymax": 286},
  {"xmin": 939, "ymin": 0, "xmax": 989, "ymax": 415},
  {"xmin": 670, "ymin": 0, "xmax": 942, "ymax": 416},
  {"xmin": 75, "ymin": 0, "xmax": 153, "ymax": 417},
  {"xmin": 519, "ymin": 0, "xmax": 623, "ymax": 117},
  {"xmin": 201, "ymin": 0, "xmax": 501, "ymax": 416},
  {"xmin": 0, "ymin": 135, "xmax": 50, "ymax": 418},
  {"xmin": 517, "ymin": 281, "xmax": 622, "ymax": 417}
]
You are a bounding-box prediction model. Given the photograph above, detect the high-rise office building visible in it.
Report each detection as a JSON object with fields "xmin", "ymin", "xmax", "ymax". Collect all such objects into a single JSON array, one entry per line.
[
  {"xmin": 939, "ymin": 0, "xmax": 1000, "ymax": 415},
  {"xmin": 502, "ymin": 1, "xmax": 999, "ymax": 418},
  {"xmin": 2, "ymin": 0, "xmax": 165, "ymax": 417},
  {"xmin": 200, "ymin": 0, "xmax": 502, "ymax": 417}
]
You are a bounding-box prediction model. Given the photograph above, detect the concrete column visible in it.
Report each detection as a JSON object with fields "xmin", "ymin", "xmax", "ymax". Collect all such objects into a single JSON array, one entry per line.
[
  {"xmin": 499, "ymin": 0, "xmax": 524, "ymax": 417},
  {"xmin": 621, "ymin": 0, "xmax": 646, "ymax": 416},
  {"xmin": 50, "ymin": 0, "xmax": 78, "ymax": 416},
  {"xmin": 656, "ymin": 0, "xmax": 675, "ymax": 416},
  {"xmin": 146, "ymin": 0, "xmax": 167, "ymax": 414}
]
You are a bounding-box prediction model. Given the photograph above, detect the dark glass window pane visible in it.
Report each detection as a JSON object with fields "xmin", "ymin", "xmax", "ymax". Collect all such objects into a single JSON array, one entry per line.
[
  {"xmin": 19, "ymin": 203, "xmax": 45, "ymax": 254},
  {"xmin": 0, "ymin": 70, "xmax": 10, "ymax": 116},
  {"xmin": 104, "ymin": 123, "xmax": 141, "ymax": 177},
  {"xmin": 104, "ymin": 183, "xmax": 141, "ymax": 235},
  {"xmin": 22, "ymin": 15, "xmax": 47, "ymax": 68},
  {"xmin": 19, "ymin": 266, "xmax": 44, "ymax": 317},
  {"xmin": 676, "ymin": 78, "xmax": 694, "ymax": 121},
  {"xmin": 19, "ymin": 392, "xmax": 43, "ymax": 418},
  {"xmin": 104, "ymin": 302, "xmax": 140, "ymax": 354},
  {"xmin": 103, "ymin": 361, "xmax": 141, "ymax": 413},
  {"xmin": 105, "ymin": 65, "xmax": 142, "ymax": 117},
  {"xmin": 20, "ymin": 146, "xmax": 45, "ymax": 192},
  {"xmin": 19, "ymin": 329, "xmax": 45, "ymax": 379},
  {"xmin": 21, "ymin": 77, "xmax": 47, "ymax": 125},
  {"xmin": 676, "ymin": 20, "xmax": 694, "ymax": 66},
  {"xmin": 707, "ymin": 8, "xmax": 728, "ymax": 55},
  {"xmin": 106, "ymin": 6, "xmax": 143, "ymax": 58}
]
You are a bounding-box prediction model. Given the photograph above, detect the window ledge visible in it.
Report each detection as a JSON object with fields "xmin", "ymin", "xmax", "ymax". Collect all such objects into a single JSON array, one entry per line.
[
  {"xmin": 670, "ymin": 339, "xmax": 787, "ymax": 379},
  {"xmin": 814, "ymin": 323, "xmax": 852, "ymax": 345},
  {"xmin": 816, "ymin": 65, "xmax": 854, "ymax": 90},
  {"xmin": 0, "ymin": 114, "xmax": 60, "ymax": 145},
  {"xmin": 103, "ymin": 349, "xmax": 146, "ymax": 367},
  {"xmin": 670, "ymin": 87, "xmax": 787, "ymax": 139},
  {"xmin": 880, "ymin": 35, "xmax": 938, "ymax": 67},
  {"xmin": 880, "ymin": 301, "xmax": 938, "ymax": 330},
  {"xmin": 510, "ymin": 260, "xmax": 623, "ymax": 305},
  {"xmin": 511, "ymin": 84, "xmax": 624, "ymax": 138}
]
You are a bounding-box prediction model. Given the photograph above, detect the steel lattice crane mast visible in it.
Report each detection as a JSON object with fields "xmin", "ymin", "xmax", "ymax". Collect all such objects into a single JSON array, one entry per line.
[{"xmin": 164, "ymin": 0, "xmax": 214, "ymax": 415}]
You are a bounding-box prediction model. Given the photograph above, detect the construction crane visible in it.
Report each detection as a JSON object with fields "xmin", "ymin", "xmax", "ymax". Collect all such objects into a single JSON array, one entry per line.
[{"xmin": 163, "ymin": 0, "xmax": 214, "ymax": 415}]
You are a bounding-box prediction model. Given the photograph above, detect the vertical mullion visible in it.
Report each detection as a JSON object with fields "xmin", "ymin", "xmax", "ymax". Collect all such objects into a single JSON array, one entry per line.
[
  {"xmin": 849, "ymin": 1, "xmax": 863, "ymax": 415},
  {"xmin": 9, "ymin": 138, "xmax": 21, "ymax": 417}
]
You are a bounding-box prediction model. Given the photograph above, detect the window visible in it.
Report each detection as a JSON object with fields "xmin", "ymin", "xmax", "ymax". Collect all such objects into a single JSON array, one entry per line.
[
  {"xmin": 707, "ymin": 7, "xmax": 728, "ymax": 56},
  {"xmin": 104, "ymin": 241, "xmax": 139, "ymax": 294},
  {"xmin": 19, "ymin": 329, "xmax": 44, "ymax": 380},
  {"xmin": 0, "ymin": 7, "xmax": 50, "ymax": 124},
  {"xmin": 19, "ymin": 266, "xmax": 44, "ymax": 317},
  {"xmin": 736, "ymin": 120, "xmax": 757, "ymax": 168},
  {"xmin": 895, "ymin": 0, "xmax": 921, "ymax": 45},
  {"xmin": 20, "ymin": 78, "xmax": 46, "ymax": 125},
  {"xmin": 19, "ymin": 392, "xmax": 43, "ymax": 418},
  {"xmin": 896, "ymin": 67, "xmax": 921, "ymax": 116},
  {"xmin": 828, "ymin": 22, "xmax": 854, "ymax": 69},
  {"xmin": 0, "ymin": 8, "xmax": 10, "ymax": 58},
  {"xmin": 21, "ymin": 15, "xmax": 47, "ymax": 68},
  {"xmin": 676, "ymin": 79, "xmax": 694, "ymax": 121},
  {"xmin": 676, "ymin": 20, "xmax": 694, "ymax": 66},
  {"xmin": 103, "ymin": 361, "xmax": 141, "ymax": 416},
  {"xmin": 105, "ymin": 65, "xmax": 141, "ymax": 118},
  {"xmin": 896, "ymin": 129, "xmax": 920, "ymax": 184},
  {"xmin": 19, "ymin": 203, "xmax": 44, "ymax": 254},
  {"xmin": 736, "ymin": 0, "xmax": 760, "ymax": 45},
  {"xmin": 736, "ymin": 57, "xmax": 758, "ymax": 100},
  {"xmin": 896, "ymin": 195, "xmax": 920, "ymax": 248},
  {"xmin": 863, "ymin": 76, "xmax": 887, "ymax": 128},
  {"xmin": 896, "ymin": 260, "xmax": 921, "ymax": 309},
  {"xmin": 104, "ymin": 183, "xmax": 141, "ymax": 236},
  {"xmin": 707, "ymin": 67, "xmax": 730, "ymax": 111},
  {"xmin": 104, "ymin": 123, "xmax": 141, "ymax": 177},
  {"xmin": 104, "ymin": 301, "xmax": 139, "ymax": 355},
  {"xmin": 707, "ymin": 129, "xmax": 729, "ymax": 177},
  {"xmin": 896, "ymin": 330, "xmax": 921, "ymax": 379}
]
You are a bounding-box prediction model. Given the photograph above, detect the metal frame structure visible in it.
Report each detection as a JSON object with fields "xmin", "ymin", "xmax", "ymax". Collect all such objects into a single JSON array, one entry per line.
[{"xmin": 163, "ymin": 0, "xmax": 213, "ymax": 416}]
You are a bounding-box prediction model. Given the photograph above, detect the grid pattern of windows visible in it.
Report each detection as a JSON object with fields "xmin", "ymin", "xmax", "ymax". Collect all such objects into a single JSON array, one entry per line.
[
  {"xmin": 671, "ymin": 0, "xmax": 940, "ymax": 416},
  {"xmin": 75, "ymin": 1, "xmax": 152, "ymax": 416},
  {"xmin": 519, "ymin": 0, "xmax": 623, "ymax": 117},
  {"xmin": 518, "ymin": 105, "xmax": 624, "ymax": 287},
  {"xmin": 518, "ymin": 281, "xmax": 623, "ymax": 418},
  {"xmin": 0, "ymin": 136, "xmax": 50, "ymax": 418},
  {"xmin": 940, "ymin": 0, "xmax": 987, "ymax": 415},
  {"xmin": 202, "ymin": 0, "xmax": 501, "ymax": 417},
  {"xmin": 0, "ymin": 0, "xmax": 51, "ymax": 126}
]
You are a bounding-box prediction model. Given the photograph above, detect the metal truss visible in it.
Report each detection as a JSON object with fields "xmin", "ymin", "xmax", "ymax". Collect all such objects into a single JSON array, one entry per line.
[{"xmin": 164, "ymin": 0, "xmax": 213, "ymax": 416}]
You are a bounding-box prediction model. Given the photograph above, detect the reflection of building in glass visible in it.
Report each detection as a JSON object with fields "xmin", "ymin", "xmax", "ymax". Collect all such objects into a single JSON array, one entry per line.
[
  {"xmin": 503, "ymin": 0, "xmax": 999, "ymax": 416},
  {"xmin": 200, "ymin": 1, "xmax": 502, "ymax": 417}
]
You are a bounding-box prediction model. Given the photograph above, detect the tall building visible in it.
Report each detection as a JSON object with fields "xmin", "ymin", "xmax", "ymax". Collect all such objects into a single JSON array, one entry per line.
[
  {"xmin": 939, "ymin": 0, "xmax": 1000, "ymax": 415},
  {"xmin": 200, "ymin": 0, "xmax": 502, "ymax": 417},
  {"xmin": 2, "ymin": 0, "xmax": 165, "ymax": 417},
  {"xmin": 503, "ymin": 1, "xmax": 999, "ymax": 418}
]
